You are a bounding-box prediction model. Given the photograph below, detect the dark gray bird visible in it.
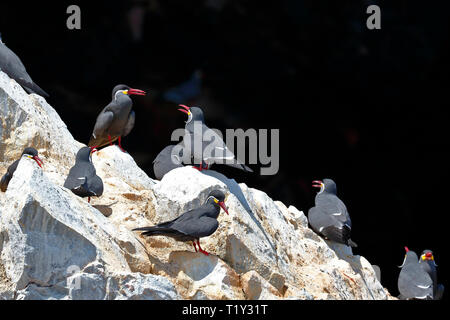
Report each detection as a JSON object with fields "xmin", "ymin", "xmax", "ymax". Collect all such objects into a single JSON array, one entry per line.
[
  {"xmin": 177, "ymin": 104, "xmax": 252, "ymax": 172},
  {"xmin": 63, "ymin": 146, "xmax": 103, "ymax": 203},
  {"xmin": 153, "ymin": 144, "xmax": 184, "ymax": 180},
  {"xmin": 133, "ymin": 190, "xmax": 229, "ymax": 255},
  {"xmin": 307, "ymin": 179, "xmax": 357, "ymax": 247},
  {"xmin": 88, "ymin": 84, "xmax": 146, "ymax": 152},
  {"xmin": 1, "ymin": 147, "xmax": 43, "ymax": 192},
  {"xmin": 0, "ymin": 35, "xmax": 49, "ymax": 97},
  {"xmin": 398, "ymin": 247, "xmax": 434, "ymax": 300},
  {"xmin": 419, "ymin": 250, "xmax": 444, "ymax": 300}
]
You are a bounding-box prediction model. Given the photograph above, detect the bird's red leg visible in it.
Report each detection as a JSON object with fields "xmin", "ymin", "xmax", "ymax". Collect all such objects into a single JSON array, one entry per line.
[
  {"xmin": 196, "ymin": 240, "xmax": 209, "ymax": 256},
  {"xmin": 192, "ymin": 241, "xmax": 198, "ymax": 252},
  {"xmin": 118, "ymin": 136, "xmax": 126, "ymax": 153},
  {"xmin": 88, "ymin": 197, "xmax": 91, "ymax": 203},
  {"xmin": 108, "ymin": 135, "xmax": 113, "ymax": 146}
]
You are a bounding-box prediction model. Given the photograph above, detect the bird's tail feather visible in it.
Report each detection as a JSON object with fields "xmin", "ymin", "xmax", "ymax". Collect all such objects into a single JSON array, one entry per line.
[
  {"xmin": 348, "ymin": 239, "xmax": 358, "ymax": 248},
  {"xmin": 0, "ymin": 173, "xmax": 10, "ymax": 192},
  {"xmin": 132, "ymin": 226, "xmax": 178, "ymax": 237},
  {"xmin": 24, "ymin": 82, "xmax": 49, "ymax": 98},
  {"xmin": 322, "ymin": 225, "xmax": 357, "ymax": 247},
  {"xmin": 88, "ymin": 135, "xmax": 117, "ymax": 149},
  {"xmin": 343, "ymin": 225, "xmax": 358, "ymax": 247}
]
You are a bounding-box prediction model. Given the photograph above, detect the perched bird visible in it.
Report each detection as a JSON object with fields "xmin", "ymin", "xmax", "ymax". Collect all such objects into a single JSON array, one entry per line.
[
  {"xmin": 307, "ymin": 179, "xmax": 357, "ymax": 247},
  {"xmin": 153, "ymin": 144, "xmax": 184, "ymax": 180},
  {"xmin": 133, "ymin": 190, "xmax": 229, "ymax": 256},
  {"xmin": 0, "ymin": 34, "xmax": 49, "ymax": 97},
  {"xmin": 398, "ymin": 246, "xmax": 434, "ymax": 300},
  {"xmin": 88, "ymin": 84, "xmax": 146, "ymax": 152},
  {"xmin": 177, "ymin": 104, "xmax": 252, "ymax": 172},
  {"xmin": 0, "ymin": 147, "xmax": 43, "ymax": 192},
  {"xmin": 63, "ymin": 146, "xmax": 103, "ymax": 203},
  {"xmin": 418, "ymin": 250, "xmax": 444, "ymax": 300}
]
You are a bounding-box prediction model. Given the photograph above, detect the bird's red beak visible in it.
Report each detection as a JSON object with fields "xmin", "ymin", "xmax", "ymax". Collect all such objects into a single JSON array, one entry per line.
[
  {"xmin": 404, "ymin": 246, "xmax": 409, "ymax": 252},
  {"xmin": 127, "ymin": 88, "xmax": 146, "ymax": 96},
  {"xmin": 90, "ymin": 146, "xmax": 98, "ymax": 154},
  {"xmin": 178, "ymin": 104, "xmax": 191, "ymax": 115},
  {"xmin": 312, "ymin": 180, "xmax": 323, "ymax": 188},
  {"xmin": 33, "ymin": 156, "xmax": 43, "ymax": 168},
  {"xmin": 219, "ymin": 201, "xmax": 229, "ymax": 215}
]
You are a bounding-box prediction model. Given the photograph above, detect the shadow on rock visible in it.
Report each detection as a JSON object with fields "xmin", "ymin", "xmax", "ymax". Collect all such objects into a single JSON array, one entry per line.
[
  {"xmin": 92, "ymin": 201, "xmax": 118, "ymax": 217},
  {"xmin": 203, "ymin": 170, "xmax": 277, "ymax": 254}
]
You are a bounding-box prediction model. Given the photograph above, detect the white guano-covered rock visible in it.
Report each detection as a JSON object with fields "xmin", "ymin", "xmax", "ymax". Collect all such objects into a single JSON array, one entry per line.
[
  {"xmin": 0, "ymin": 159, "xmax": 157, "ymax": 298},
  {"xmin": 0, "ymin": 71, "xmax": 395, "ymax": 300},
  {"xmin": 146, "ymin": 167, "xmax": 393, "ymax": 299},
  {"xmin": 0, "ymin": 71, "xmax": 83, "ymax": 183}
]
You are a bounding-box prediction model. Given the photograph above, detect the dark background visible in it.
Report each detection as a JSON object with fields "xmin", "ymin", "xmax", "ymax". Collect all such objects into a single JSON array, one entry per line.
[{"xmin": 1, "ymin": 0, "xmax": 448, "ymax": 299}]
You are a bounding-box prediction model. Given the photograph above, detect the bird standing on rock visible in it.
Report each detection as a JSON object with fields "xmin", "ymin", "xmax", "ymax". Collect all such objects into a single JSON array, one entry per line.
[
  {"xmin": 132, "ymin": 190, "xmax": 229, "ymax": 256},
  {"xmin": 0, "ymin": 34, "xmax": 49, "ymax": 97},
  {"xmin": 88, "ymin": 84, "xmax": 146, "ymax": 152},
  {"xmin": 152, "ymin": 144, "xmax": 184, "ymax": 180},
  {"xmin": 177, "ymin": 104, "xmax": 252, "ymax": 172},
  {"xmin": 418, "ymin": 249, "xmax": 444, "ymax": 299},
  {"xmin": 63, "ymin": 146, "xmax": 103, "ymax": 203},
  {"xmin": 0, "ymin": 147, "xmax": 43, "ymax": 192},
  {"xmin": 397, "ymin": 246, "xmax": 434, "ymax": 300},
  {"xmin": 308, "ymin": 178, "xmax": 357, "ymax": 247}
]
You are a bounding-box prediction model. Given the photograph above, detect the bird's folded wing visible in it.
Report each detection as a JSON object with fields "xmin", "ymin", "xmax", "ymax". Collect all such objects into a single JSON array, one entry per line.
[
  {"xmin": 173, "ymin": 216, "xmax": 219, "ymax": 238},
  {"xmin": 155, "ymin": 207, "xmax": 199, "ymax": 228},
  {"xmin": 308, "ymin": 206, "xmax": 345, "ymax": 231},
  {"xmin": 399, "ymin": 265, "xmax": 433, "ymax": 298},
  {"xmin": 89, "ymin": 111, "xmax": 114, "ymax": 146},
  {"xmin": 200, "ymin": 126, "xmax": 237, "ymax": 162},
  {"xmin": 123, "ymin": 110, "xmax": 135, "ymax": 137},
  {"xmin": 317, "ymin": 197, "xmax": 351, "ymax": 225}
]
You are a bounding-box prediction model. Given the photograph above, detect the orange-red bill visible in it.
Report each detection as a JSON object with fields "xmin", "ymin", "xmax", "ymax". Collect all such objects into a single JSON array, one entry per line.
[
  {"xmin": 33, "ymin": 156, "xmax": 43, "ymax": 168},
  {"xmin": 178, "ymin": 108, "xmax": 190, "ymax": 114},
  {"xmin": 128, "ymin": 88, "xmax": 146, "ymax": 96},
  {"xmin": 178, "ymin": 104, "xmax": 190, "ymax": 110},
  {"xmin": 90, "ymin": 146, "xmax": 99, "ymax": 154},
  {"xmin": 219, "ymin": 201, "xmax": 229, "ymax": 215},
  {"xmin": 312, "ymin": 180, "xmax": 322, "ymax": 188}
]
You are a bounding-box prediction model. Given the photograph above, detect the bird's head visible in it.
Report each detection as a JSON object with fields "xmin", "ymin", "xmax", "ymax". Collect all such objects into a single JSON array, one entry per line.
[
  {"xmin": 112, "ymin": 84, "xmax": 146, "ymax": 100},
  {"xmin": 206, "ymin": 190, "xmax": 229, "ymax": 215},
  {"xmin": 22, "ymin": 147, "xmax": 43, "ymax": 168},
  {"xmin": 420, "ymin": 250, "xmax": 437, "ymax": 265},
  {"xmin": 398, "ymin": 246, "xmax": 418, "ymax": 268},
  {"xmin": 312, "ymin": 178, "xmax": 337, "ymax": 194},
  {"xmin": 77, "ymin": 146, "xmax": 97, "ymax": 162},
  {"xmin": 178, "ymin": 104, "xmax": 204, "ymax": 124}
]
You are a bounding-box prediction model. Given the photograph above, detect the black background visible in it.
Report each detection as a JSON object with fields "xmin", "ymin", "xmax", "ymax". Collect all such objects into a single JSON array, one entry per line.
[{"xmin": 1, "ymin": 0, "xmax": 448, "ymax": 299}]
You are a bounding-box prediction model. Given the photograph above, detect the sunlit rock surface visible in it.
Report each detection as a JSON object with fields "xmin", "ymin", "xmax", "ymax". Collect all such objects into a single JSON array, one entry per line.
[{"xmin": 0, "ymin": 71, "xmax": 394, "ymax": 299}]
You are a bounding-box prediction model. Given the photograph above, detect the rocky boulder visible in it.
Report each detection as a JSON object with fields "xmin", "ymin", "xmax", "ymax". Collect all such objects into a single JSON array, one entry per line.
[{"xmin": 0, "ymin": 71, "xmax": 395, "ymax": 300}]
